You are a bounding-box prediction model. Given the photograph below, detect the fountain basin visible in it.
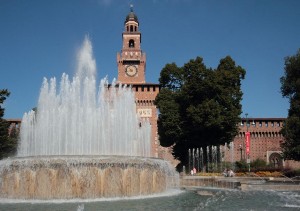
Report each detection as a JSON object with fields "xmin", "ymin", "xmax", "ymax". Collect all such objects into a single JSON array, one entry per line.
[{"xmin": 0, "ymin": 156, "xmax": 178, "ymax": 199}]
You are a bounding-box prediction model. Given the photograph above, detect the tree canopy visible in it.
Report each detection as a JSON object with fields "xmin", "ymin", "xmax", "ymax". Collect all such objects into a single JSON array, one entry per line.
[
  {"xmin": 0, "ymin": 89, "xmax": 10, "ymax": 118},
  {"xmin": 0, "ymin": 89, "xmax": 18, "ymax": 159},
  {"xmin": 280, "ymin": 49, "xmax": 300, "ymax": 161},
  {"xmin": 155, "ymin": 56, "xmax": 245, "ymax": 167}
]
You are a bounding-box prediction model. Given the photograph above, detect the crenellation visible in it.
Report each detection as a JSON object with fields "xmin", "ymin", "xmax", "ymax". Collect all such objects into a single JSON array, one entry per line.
[{"xmin": 224, "ymin": 117, "xmax": 300, "ymax": 168}]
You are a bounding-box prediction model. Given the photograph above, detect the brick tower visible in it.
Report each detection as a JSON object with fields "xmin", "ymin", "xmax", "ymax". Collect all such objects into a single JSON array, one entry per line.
[{"xmin": 117, "ymin": 6, "xmax": 160, "ymax": 157}]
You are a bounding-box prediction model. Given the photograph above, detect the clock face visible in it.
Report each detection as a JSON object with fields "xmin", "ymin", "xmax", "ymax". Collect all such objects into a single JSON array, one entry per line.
[{"xmin": 125, "ymin": 65, "xmax": 137, "ymax": 77}]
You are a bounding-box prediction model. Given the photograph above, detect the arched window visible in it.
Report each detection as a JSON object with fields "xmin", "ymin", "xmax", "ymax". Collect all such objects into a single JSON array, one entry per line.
[{"xmin": 129, "ymin": 39, "xmax": 135, "ymax": 48}]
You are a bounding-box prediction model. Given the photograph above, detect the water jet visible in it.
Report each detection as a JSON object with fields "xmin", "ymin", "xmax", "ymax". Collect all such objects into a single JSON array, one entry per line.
[{"xmin": 0, "ymin": 37, "xmax": 178, "ymax": 200}]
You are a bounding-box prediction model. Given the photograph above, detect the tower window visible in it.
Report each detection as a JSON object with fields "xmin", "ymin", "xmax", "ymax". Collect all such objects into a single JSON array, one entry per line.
[
  {"xmin": 135, "ymin": 26, "xmax": 137, "ymax": 31},
  {"xmin": 129, "ymin": 39, "xmax": 135, "ymax": 48},
  {"xmin": 127, "ymin": 26, "xmax": 129, "ymax": 32},
  {"xmin": 130, "ymin": 25, "xmax": 133, "ymax": 32}
]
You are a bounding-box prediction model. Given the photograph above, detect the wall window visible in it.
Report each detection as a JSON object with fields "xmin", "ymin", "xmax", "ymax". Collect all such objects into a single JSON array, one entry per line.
[{"xmin": 129, "ymin": 39, "xmax": 135, "ymax": 48}]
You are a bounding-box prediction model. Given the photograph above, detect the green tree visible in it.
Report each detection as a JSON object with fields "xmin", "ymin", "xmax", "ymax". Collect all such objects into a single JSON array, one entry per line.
[
  {"xmin": 0, "ymin": 89, "xmax": 10, "ymax": 118},
  {"xmin": 0, "ymin": 89, "xmax": 18, "ymax": 159},
  {"xmin": 155, "ymin": 56, "xmax": 245, "ymax": 168},
  {"xmin": 280, "ymin": 49, "xmax": 300, "ymax": 161},
  {"xmin": 156, "ymin": 63, "xmax": 184, "ymax": 147}
]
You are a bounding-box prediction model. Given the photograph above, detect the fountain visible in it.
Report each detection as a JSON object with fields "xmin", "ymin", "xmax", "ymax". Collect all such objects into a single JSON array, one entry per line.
[{"xmin": 0, "ymin": 37, "xmax": 178, "ymax": 200}]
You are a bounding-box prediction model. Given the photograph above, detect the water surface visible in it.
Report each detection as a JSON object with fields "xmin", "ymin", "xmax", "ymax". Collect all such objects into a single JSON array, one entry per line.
[{"xmin": 1, "ymin": 189, "xmax": 299, "ymax": 211}]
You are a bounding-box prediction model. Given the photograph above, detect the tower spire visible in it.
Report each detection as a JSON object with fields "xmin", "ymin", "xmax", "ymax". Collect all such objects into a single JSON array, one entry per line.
[
  {"xmin": 125, "ymin": 4, "xmax": 139, "ymax": 24},
  {"xmin": 130, "ymin": 4, "xmax": 133, "ymax": 12}
]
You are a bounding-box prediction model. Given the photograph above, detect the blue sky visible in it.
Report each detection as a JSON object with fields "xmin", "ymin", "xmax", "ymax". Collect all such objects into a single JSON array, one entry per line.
[{"xmin": 1, "ymin": 0, "xmax": 300, "ymax": 119}]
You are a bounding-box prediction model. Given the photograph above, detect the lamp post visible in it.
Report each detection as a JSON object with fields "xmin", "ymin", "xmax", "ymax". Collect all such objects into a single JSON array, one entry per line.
[{"xmin": 245, "ymin": 113, "xmax": 251, "ymax": 172}]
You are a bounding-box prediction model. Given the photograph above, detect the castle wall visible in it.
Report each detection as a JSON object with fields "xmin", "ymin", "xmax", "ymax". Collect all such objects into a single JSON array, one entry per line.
[
  {"xmin": 132, "ymin": 84, "xmax": 160, "ymax": 158},
  {"xmin": 223, "ymin": 118, "xmax": 300, "ymax": 169}
]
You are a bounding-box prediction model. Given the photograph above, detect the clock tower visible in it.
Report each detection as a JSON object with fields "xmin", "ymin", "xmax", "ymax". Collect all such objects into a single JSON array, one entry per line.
[
  {"xmin": 117, "ymin": 6, "xmax": 146, "ymax": 84},
  {"xmin": 115, "ymin": 6, "xmax": 177, "ymax": 165}
]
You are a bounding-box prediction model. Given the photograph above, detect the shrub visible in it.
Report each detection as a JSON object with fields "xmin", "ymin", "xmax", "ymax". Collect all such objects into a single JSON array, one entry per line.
[
  {"xmin": 251, "ymin": 159, "xmax": 267, "ymax": 168},
  {"xmin": 283, "ymin": 168, "xmax": 300, "ymax": 178},
  {"xmin": 235, "ymin": 161, "xmax": 248, "ymax": 172}
]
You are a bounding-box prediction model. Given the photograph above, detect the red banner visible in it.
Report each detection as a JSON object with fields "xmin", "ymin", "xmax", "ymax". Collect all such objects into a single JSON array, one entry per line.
[{"xmin": 245, "ymin": 132, "xmax": 250, "ymax": 155}]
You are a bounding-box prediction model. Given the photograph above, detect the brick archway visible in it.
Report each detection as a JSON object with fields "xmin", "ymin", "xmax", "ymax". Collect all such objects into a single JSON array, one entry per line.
[{"xmin": 269, "ymin": 152, "xmax": 283, "ymax": 168}]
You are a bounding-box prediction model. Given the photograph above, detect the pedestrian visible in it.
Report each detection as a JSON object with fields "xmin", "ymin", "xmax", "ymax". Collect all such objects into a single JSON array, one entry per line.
[
  {"xmin": 223, "ymin": 168, "xmax": 228, "ymax": 177},
  {"xmin": 228, "ymin": 169, "xmax": 235, "ymax": 177}
]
